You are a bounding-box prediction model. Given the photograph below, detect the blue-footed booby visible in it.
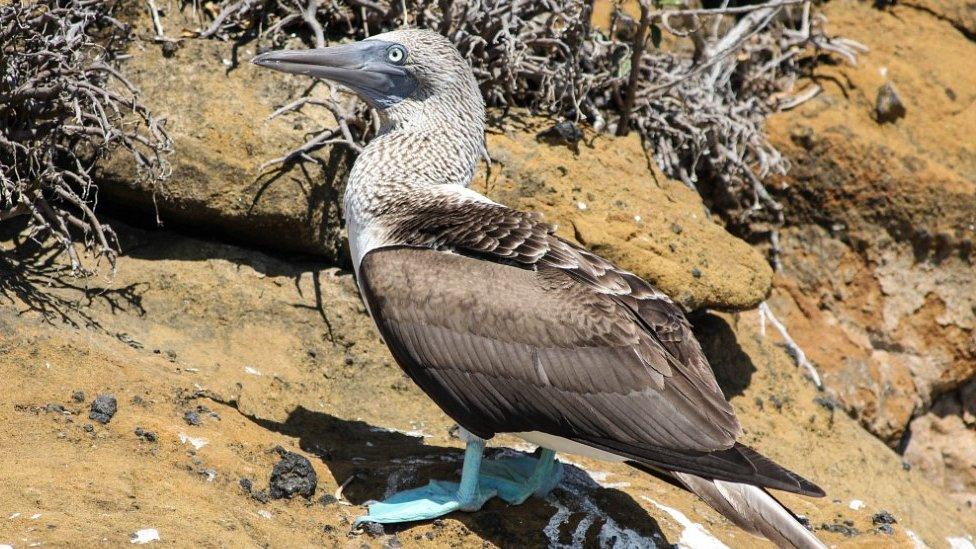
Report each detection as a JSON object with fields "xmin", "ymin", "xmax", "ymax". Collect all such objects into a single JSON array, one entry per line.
[{"xmin": 253, "ymin": 29, "xmax": 826, "ymax": 548}]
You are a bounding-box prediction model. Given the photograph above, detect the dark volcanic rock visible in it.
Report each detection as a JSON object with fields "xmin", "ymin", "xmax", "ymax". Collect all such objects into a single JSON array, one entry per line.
[
  {"xmin": 135, "ymin": 427, "xmax": 157, "ymax": 442},
  {"xmin": 536, "ymin": 120, "xmax": 583, "ymax": 151},
  {"xmin": 45, "ymin": 403, "xmax": 66, "ymax": 414},
  {"xmin": 820, "ymin": 521, "xmax": 860, "ymax": 537},
  {"xmin": 317, "ymin": 494, "xmax": 337, "ymax": 506},
  {"xmin": 875, "ymin": 82, "xmax": 906, "ymax": 123},
  {"xmin": 89, "ymin": 394, "xmax": 117, "ymax": 424},
  {"xmin": 269, "ymin": 447, "xmax": 317, "ymax": 499},
  {"xmin": 183, "ymin": 410, "xmax": 202, "ymax": 426},
  {"xmin": 361, "ymin": 521, "xmax": 384, "ymax": 537},
  {"xmin": 872, "ymin": 510, "xmax": 897, "ymax": 525}
]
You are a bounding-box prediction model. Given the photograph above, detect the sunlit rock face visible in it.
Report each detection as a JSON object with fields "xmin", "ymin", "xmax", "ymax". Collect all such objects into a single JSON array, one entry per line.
[{"xmin": 763, "ymin": 0, "xmax": 976, "ymax": 499}]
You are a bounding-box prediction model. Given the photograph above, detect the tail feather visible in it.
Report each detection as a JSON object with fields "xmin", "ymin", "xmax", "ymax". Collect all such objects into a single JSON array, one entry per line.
[
  {"xmin": 672, "ymin": 472, "xmax": 826, "ymax": 549},
  {"xmin": 580, "ymin": 438, "xmax": 824, "ymax": 497}
]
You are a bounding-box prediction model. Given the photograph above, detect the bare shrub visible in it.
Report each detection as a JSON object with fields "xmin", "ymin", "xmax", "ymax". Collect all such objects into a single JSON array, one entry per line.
[
  {"xmin": 0, "ymin": 0, "xmax": 172, "ymax": 274},
  {"xmin": 186, "ymin": 0, "xmax": 863, "ymax": 264}
]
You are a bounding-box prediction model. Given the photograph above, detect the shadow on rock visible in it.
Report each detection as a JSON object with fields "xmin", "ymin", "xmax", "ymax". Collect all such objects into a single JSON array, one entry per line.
[
  {"xmin": 692, "ymin": 312, "xmax": 757, "ymax": 400},
  {"xmin": 0, "ymin": 223, "xmax": 147, "ymax": 331},
  {"xmin": 227, "ymin": 403, "xmax": 672, "ymax": 547},
  {"xmin": 110, "ymin": 220, "xmax": 352, "ymax": 343}
]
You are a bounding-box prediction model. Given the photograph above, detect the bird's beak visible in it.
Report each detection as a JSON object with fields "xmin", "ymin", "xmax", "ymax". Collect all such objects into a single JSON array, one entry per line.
[{"xmin": 251, "ymin": 41, "xmax": 417, "ymax": 108}]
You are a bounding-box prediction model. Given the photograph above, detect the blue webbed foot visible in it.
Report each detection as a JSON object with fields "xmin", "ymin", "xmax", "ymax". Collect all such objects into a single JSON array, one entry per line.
[
  {"xmin": 479, "ymin": 449, "xmax": 563, "ymax": 505},
  {"xmin": 355, "ymin": 479, "xmax": 496, "ymax": 524},
  {"xmin": 356, "ymin": 440, "xmax": 562, "ymax": 525}
]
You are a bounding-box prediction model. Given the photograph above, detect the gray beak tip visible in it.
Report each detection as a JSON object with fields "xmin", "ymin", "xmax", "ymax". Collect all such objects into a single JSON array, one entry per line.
[{"xmin": 251, "ymin": 52, "xmax": 272, "ymax": 67}]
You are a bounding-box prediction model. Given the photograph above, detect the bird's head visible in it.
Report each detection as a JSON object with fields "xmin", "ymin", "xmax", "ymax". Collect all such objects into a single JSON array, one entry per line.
[{"xmin": 252, "ymin": 29, "xmax": 483, "ymax": 126}]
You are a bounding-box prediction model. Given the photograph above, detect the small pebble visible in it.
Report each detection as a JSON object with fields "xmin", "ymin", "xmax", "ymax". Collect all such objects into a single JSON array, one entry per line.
[
  {"xmin": 134, "ymin": 427, "xmax": 157, "ymax": 442},
  {"xmin": 239, "ymin": 478, "xmax": 253, "ymax": 493},
  {"xmin": 877, "ymin": 524, "xmax": 894, "ymax": 535},
  {"xmin": 83, "ymin": 423, "xmax": 94, "ymax": 433},
  {"xmin": 317, "ymin": 494, "xmax": 338, "ymax": 506},
  {"xmin": 45, "ymin": 403, "xmax": 66, "ymax": 414},
  {"xmin": 183, "ymin": 410, "xmax": 202, "ymax": 426},
  {"xmin": 537, "ymin": 120, "xmax": 583, "ymax": 147},
  {"xmin": 875, "ymin": 82, "xmax": 906, "ymax": 123},
  {"xmin": 819, "ymin": 521, "xmax": 859, "ymax": 537},
  {"xmin": 71, "ymin": 390, "xmax": 85, "ymax": 403},
  {"xmin": 160, "ymin": 41, "xmax": 178, "ymax": 58},
  {"xmin": 89, "ymin": 394, "xmax": 117, "ymax": 424},
  {"xmin": 872, "ymin": 510, "xmax": 897, "ymax": 525},
  {"xmin": 362, "ymin": 522, "xmax": 384, "ymax": 537}
]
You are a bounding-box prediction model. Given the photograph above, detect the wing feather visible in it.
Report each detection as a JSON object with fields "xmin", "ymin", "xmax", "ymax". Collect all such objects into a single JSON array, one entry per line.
[
  {"xmin": 361, "ymin": 246, "xmax": 738, "ymax": 452},
  {"xmin": 357, "ymin": 196, "xmax": 815, "ymax": 486}
]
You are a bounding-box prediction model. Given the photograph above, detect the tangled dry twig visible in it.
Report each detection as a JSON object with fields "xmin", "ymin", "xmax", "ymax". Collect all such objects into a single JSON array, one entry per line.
[
  {"xmin": 0, "ymin": 0, "xmax": 172, "ymax": 274},
  {"xmin": 185, "ymin": 0, "xmax": 864, "ymax": 264}
]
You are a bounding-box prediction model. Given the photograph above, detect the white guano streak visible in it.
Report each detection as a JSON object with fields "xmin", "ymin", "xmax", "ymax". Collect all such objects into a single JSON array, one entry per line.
[{"xmin": 642, "ymin": 496, "xmax": 729, "ymax": 549}]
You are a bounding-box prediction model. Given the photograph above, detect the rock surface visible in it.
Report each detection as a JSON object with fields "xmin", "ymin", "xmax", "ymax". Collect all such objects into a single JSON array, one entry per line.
[
  {"xmin": 99, "ymin": 22, "xmax": 349, "ymax": 262},
  {"xmin": 903, "ymin": 379, "xmax": 976, "ymax": 508},
  {"xmin": 0, "ymin": 223, "xmax": 972, "ymax": 547},
  {"xmin": 763, "ymin": 0, "xmax": 976, "ymax": 498},
  {"xmin": 472, "ymin": 119, "xmax": 772, "ymax": 311}
]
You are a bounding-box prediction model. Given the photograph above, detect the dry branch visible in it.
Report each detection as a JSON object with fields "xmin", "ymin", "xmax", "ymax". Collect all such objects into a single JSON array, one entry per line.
[{"xmin": 0, "ymin": 0, "xmax": 172, "ymax": 274}]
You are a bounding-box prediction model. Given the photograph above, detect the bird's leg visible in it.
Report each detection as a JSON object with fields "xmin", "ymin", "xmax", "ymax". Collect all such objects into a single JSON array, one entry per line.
[
  {"xmin": 478, "ymin": 446, "xmax": 563, "ymax": 505},
  {"xmin": 355, "ymin": 431, "xmax": 496, "ymax": 525},
  {"xmin": 527, "ymin": 448, "xmax": 560, "ymax": 496},
  {"xmin": 456, "ymin": 435, "xmax": 488, "ymax": 510}
]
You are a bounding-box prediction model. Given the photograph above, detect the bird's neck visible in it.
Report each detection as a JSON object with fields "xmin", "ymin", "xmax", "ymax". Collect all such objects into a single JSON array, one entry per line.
[{"xmin": 345, "ymin": 94, "xmax": 487, "ymax": 222}]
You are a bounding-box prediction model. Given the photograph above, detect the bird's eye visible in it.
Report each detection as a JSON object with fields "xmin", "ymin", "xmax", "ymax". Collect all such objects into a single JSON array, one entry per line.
[{"xmin": 387, "ymin": 46, "xmax": 406, "ymax": 64}]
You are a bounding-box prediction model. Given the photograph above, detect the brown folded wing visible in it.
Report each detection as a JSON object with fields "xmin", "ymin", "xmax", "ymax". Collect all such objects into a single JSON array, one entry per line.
[
  {"xmin": 363, "ymin": 246, "xmax": 744, "ymax": 452},
  {"xmin": 359, "ymin": 198, "xmax": 827, "ymax": 495},
  {"xmin": 361, "ymin": 196, "xmax": 740, "ymax": 445}
]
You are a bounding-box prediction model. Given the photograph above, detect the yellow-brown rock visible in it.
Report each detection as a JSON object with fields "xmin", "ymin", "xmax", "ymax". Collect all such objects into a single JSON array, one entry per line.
[
  {"xmin": 763, "ymin": 0, "xmax": 976, "ymax": 498},
  {"xmin": 472, "ymin": 119, "xmax": 772, "ymax": 312},
  {"xmin": 98, "ymin": 17, "xmax": 349, "ymax": 261}
]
